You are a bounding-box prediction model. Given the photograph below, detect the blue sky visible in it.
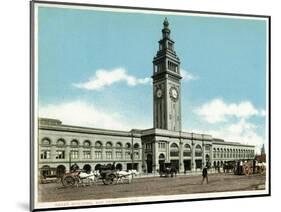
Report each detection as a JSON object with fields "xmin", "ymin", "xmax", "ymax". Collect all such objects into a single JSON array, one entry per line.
[{"xmin": 37, "ymin": 5, "xmax": 268, "ymax": 150}]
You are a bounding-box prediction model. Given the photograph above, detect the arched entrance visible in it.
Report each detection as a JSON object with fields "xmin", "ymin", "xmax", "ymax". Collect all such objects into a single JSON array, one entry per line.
[
  {"xmin": 95, "ymin": 164, "xmax": 102, "ymax": 170},
  {"xmin": 159, "ymin": 153, "xmax": 165, "ymax": 172},
  {"xmin": 83, "ymin": 164, "xmax": 91, "ymax": 172},
  {"xmin": 146, "ymin": 154, "xmax": 153, "ymax": 173},
  {"xmin": 56, "ymin": 165, "xmax": 66, "ymax": 178},
  {"xmin": 41, "ymin": 165, "xmax": 51, "ymax": 178},
  {"xmin": 70, "ymin": 163, "xmax": 79, "ymax": 172},
  {"xmin": 116, "ymin": 163, "xmax": 122, "ymax": 171}
]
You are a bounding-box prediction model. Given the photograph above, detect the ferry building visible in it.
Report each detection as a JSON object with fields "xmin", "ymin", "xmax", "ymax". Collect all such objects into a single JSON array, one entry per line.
[{"xmin": 38, "ymin": 18, "xmax": 255, "ymax": 178}]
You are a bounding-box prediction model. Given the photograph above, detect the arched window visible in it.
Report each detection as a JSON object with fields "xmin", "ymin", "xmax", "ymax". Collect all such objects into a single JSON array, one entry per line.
[
  {"xmin": 183, "ymin": 144, "xmax": 192, "ymax": 157},
  {"xmin": 213, "ymin": 148, "xmax": 216, "ymax": 158},
  {"xmin": 71, "ymin": 140, "xmax": 79, "ymax": 147},
  {"xmin": 220, "ymin": 148, "xmax": 223, "ymax": 158},
  {"xmin": 41, "ymin": 138, "xmax": 51, "ymax": 145},
  {"xmin": 116, "ymin": 142, "xmax": 122, "ymax": 148},
  {"xmin": 57, "ymin": 138, "xmax": 65, "ymax": 146},
  {"xmin": 95, "ymin": 141, "xmax": 102, "ymax": 148},
  {"xmin": 159, "ymin": 153, "xmax": 165, "ymax": 160},
  {"xmin": 195, "ymin": 145, "xmax": 202, "ymax": 157},
  {"xmin": 217, "ymin": 148, "xmax": 220, "ymax": 158},
  {"xmin": 106, "ymin": 141, "xmax": 113, "ymax": 148},
  {"xmin": 170, "ymin": 143, "xmax": 179, "ymax": 157},
  {"xmin": 125, "ymin": 143, "xmax": 131, "ymax": 149},
  {"xmin": 83, "ymin": 140, "xmax": 91, "ymax": 147}
]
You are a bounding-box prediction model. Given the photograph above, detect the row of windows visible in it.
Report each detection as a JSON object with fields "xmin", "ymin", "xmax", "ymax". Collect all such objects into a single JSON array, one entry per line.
[
  {"xmin": 41, "ymin": 138, "xmax": 140, "ymax": 149},
  {"xmin": 155, "ymin": 143, "xmax": 205, "ymax": 156},
  {"xmin": 40, "ymin": 150, "xmax": 140, "ymax": 160},
  {"xmin": 213, "ymin": 148, "xmax": 254, "ymax": 153},
  {"xmin": 168, "ymin": 61, "xmax": 178, "ymax": 73},
  {"xmin": 213, "ymin": 151, "xmax": 254, "ymax": 159},
  {"xmin": 154, "ymin": 63, "xmax": 165, "ymax": 73}
]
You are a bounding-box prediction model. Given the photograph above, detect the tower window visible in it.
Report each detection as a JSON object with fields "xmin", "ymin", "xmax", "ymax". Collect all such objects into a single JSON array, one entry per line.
[
  {"xmin": 168, "ymin": 61, "xmax": 177, "ymax": 72},
  {"xmin": 155, "ymin": 65, "xmax": 158, "ymax": 73},
  {"xmin": 168, "ymin": 42, "xmax": 173, "ymax": 50},
  {"xmin": 157, "ymin": 63, "xmax": 164, "ymax": 72}
]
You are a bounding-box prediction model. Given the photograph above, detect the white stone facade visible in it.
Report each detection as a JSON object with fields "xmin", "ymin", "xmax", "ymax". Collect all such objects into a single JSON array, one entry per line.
[{"xmin": 38, "ymin": 118, "xmax": 255, "ymax": 177}]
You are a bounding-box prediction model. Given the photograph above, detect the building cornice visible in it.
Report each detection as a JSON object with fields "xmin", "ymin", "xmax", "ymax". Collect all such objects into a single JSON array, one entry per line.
[{"xmin": 39, "ymin": 124, "xmax": 142, "ymax": 138}]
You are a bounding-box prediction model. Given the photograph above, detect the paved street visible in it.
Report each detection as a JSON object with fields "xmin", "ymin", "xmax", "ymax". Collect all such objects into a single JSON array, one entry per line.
[{"xmin": 38, "ymin": 173, "xmax": 266, "ymax": 202}]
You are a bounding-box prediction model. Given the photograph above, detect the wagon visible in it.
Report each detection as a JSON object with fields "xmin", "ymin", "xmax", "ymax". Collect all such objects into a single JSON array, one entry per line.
[
  {"xmin": 233, "ymin": 160, "xmax": 265, "ymax": 176},
  {"xmin": 61, "ymin": 171, "xmax": 81, "ymax": 187},
  {"xmin": 159, "ymin": 163, "xmax": 177, "ymax": 177},
  {"xmin": 99, "ymin": 169, "xmax": 117, "ymax": 185}
]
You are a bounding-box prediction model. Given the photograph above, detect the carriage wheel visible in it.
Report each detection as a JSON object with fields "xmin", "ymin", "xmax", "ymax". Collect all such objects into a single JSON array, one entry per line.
[
  {"xmin": 102, "ymin": 174, "xmax": 116, "ymax": 185},
  {"xmin": 62, "ymin": 176, "xmax": 76, "ymax": 187}
]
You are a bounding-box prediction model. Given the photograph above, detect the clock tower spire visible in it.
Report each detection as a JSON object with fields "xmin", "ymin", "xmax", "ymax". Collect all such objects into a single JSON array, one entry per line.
[{"xmin": 152, "ymin": 18, "xmax": 182, "ymax": 131}]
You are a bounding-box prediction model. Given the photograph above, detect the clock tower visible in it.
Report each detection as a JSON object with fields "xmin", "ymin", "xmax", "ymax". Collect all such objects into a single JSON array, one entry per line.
[{"xmin": 152, "ymin": 18, "xmax": 182, "ymax": 131}]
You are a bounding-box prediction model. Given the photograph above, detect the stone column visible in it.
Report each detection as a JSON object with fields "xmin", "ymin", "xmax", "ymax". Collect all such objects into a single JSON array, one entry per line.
[
  {"xmin": 139, "ymin": 145, "xmax": 143, "ymax": 173},
  {"xmin": 202, "ymin": 142, "xmax": 205, "ymax": 168},
  {"xmin": 102, "ymin": 147, "xmax": 105, "ymax": 161},
  {"xmin": 154, "ymin": 140, "xmax": 159, "ymax": 173},
  {"xmin": 79, "ymin": 146, "xmax": 83, "ymax": 162},
  {"xmin": 51, "ymin": 145, "xmax": 56, "ymax": 161},
  {"xmin": 179, "ymin": 140, "xmax": 184, "ymax": 173},
  {"xmin": 191, "ymin": 142, "xmax": 196, "ymax": 171},
  {"xmin": 65, "ymin": 145, "xmax": 70, "ymax": 161}
]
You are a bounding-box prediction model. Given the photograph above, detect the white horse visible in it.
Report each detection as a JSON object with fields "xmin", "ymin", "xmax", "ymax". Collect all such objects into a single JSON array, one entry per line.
[
  {"xmin": 116, "ymin": 170, "xmax": 139, "ymax": 184},
  {"xmin": 78, "ymin": 170, "xmax": 100, "ymax": 186}
]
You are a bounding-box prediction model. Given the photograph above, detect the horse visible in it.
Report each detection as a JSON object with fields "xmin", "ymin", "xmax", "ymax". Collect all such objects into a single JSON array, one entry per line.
[
  {"xmin": 116, "ymin": 170, "xmax": 139, "ymax": 184},
  {"xmin": 78, "ymin": 170, "xmax": 100, "ymax": 186}
]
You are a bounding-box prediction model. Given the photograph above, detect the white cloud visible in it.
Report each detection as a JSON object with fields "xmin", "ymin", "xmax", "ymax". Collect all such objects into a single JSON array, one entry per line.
[
  {"xmin": 186, "ymin": 119, "xmax": 265, "ymax": 153},
  {"xmin": 260, "ymin": 109, "xmax": 266, "ymax": 116},
  {"xmin": 194, "ymin": 98, "xmax": 264, "ymax": 124},
  {"xmin": 210, "ymin": 120, "xmax": 264, "ymax": 154},
  {"xmin": 181, "ymin": 69, "xmax": 198, "ymax": 81},
  {"xmin": 73, "ymin": 67, "xmax": 151, "ymax": 90},
  {"xmin": 39, "ymin": 100, "xmax": 147, "ymax": 131},
  {"xmin": 190, "ymin": 98, "xmax": 266, "ymax": 152}
]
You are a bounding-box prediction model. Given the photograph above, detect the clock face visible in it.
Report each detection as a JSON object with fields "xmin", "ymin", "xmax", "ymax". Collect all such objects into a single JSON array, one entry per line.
[
  {"xmin": 156, "ymin": 88, "xmax": 162, "ymax": 98},
  {"xmin": 170, "ymin": 87, "xmax": 178, "ymax": 100}
]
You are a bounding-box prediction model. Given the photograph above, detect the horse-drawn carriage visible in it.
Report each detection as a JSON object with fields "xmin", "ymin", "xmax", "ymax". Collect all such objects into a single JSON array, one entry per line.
[
  {"xmin": 159, "ymin": 163, "xmax": 177, "ymax": 177},
  {"xmin": 223, "ymin": 161, "xmax": 235, "ymax": 173},
  {"xmin": 234, "ymin": 160, "xmax": 266, "ymax": 176},
  {"xmin": 61, "ymin": 164, "xmax": 117, "ymax": 187},
  {"xmin": 61, "ymin": 164, "xmax": 139, "ymax": 187}
]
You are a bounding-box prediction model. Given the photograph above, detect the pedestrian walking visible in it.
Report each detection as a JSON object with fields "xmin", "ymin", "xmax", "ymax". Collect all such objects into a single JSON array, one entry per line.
[{"xmin": 201, "ymin": 166, "xmax": 208, "ymax": 184}]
